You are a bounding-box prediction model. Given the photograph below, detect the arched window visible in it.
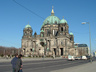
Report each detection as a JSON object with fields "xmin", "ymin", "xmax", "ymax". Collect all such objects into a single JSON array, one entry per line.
[
  {"xmin": 41, "ymin": 34, "xmax": 43, "ymax": 37},
  {"xmin": 47, "ymin": 20, "xmax": 49, "ymax": 24},
  {"xmin": 65, "ymin": 27, "xmax": 66, "ymax": 31},
  {"xmin": 61, "ymin": 41, "xmax": 63, "ymax": 45},
  {"xmin": 47, "ymin": 30, "xmax": 51, "ymax": 36},
  {"xmin": 30, "ymin": 49, "xmax": 32, "ymax": 51},
  {"xmin": 24, "ymin": 32, "xmax": 26, "ymax": 35},
  {"xmin": 55, "ymin": 21, "xmax": 57, "ymax": 24},
  {"xmin": 70, "ymin": 37, "xmax": 73, "ymax": 41}
]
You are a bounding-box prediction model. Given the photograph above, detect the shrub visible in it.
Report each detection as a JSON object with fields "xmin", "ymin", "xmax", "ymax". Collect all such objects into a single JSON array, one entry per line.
[{"xmin": 0, "ymin": 54, "xmax": 4, "ymax": 57}]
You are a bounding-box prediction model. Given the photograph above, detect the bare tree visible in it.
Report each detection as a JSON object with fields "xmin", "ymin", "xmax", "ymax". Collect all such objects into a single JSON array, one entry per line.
[{"xmin": 0, "ymin": 46, "xmax": 21, "ymax": 56}]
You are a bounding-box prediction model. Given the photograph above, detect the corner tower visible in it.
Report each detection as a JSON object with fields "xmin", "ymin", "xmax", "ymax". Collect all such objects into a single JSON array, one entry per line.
[
  {"xmin": 22, "ymin": 24, "xmax": 33, "ymax": 39},
  {"xmin": 21, "ymin": 23, "xmax": 33, "ymax": 55},
  {"xmin": 58, "ymin": 17, "xmax": 69, "ymax": 36}
]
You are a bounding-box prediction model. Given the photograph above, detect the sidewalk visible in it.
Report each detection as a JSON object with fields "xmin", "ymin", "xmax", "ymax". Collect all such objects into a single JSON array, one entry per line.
[
  {"xmin": 51, "ymin": 61, "xmax": 96, "ymax": 72},
  {"xmin": 0, "ymin": 57, "xmax": 62, "ymax": 63}
]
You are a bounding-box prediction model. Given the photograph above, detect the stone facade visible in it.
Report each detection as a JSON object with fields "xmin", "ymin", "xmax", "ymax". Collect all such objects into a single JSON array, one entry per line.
[{"xmin": 21, "ymin": 8, "xmax": 75, "ymax": 57}]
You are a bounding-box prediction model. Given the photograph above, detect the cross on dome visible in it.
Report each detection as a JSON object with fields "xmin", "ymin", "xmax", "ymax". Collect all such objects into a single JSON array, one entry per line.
[{"xmin": 51, "ymin": 6, "xmax": 54, "ymax": 15}]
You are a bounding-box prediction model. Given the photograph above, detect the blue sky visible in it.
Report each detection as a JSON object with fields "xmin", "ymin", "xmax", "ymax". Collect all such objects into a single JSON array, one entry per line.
[{"xmin": 0, "ymin": 0, "xmax": 96, "ymax": 51}]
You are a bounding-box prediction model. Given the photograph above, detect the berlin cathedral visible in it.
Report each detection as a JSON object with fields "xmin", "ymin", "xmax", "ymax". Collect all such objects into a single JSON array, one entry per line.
[{"xmin": 21, "ymin": 7, "xmax": 75, "ymax": 57}]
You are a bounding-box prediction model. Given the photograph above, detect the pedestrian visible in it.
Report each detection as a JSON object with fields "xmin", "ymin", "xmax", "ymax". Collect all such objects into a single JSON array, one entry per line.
[
  {"xmin": 15, "ymin": 54, "xmax": 23, "ymax": 72},
  {"xmin": 52, "ymin": 51, "xmax": 55, "ymax": 59},
  {"xmin": 11, "ymin": 53, "xmax": 18, "ymax": 72},
  {"xmin": 53, "ymin": 53, "xmax": 55, "ymax": 59}
]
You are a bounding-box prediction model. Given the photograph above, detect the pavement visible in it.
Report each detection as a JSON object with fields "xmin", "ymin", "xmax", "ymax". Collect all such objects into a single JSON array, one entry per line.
[
  {"xmin": 0, "ymin": 57, "xmax": 96, "ymax": 72},
  {"xmin": 51, "ymin": 61, "xmax": 96, "ymax": 72},
  {"xmin": 0, "ymin": 57, "xmax": 62, "ymax": 63}
]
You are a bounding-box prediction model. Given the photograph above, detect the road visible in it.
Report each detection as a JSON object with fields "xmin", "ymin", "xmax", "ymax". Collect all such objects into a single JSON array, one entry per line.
[{"xmin": 0, "ymin": 58, "xmax": 92, "ymax": 72}]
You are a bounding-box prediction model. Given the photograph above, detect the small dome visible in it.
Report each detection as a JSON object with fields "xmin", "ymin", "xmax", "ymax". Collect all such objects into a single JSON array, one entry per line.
[
  {"xmin": 69, "ymin": 32, "xmax": 73, "ymax": 35},
  {"xmin": 60, "ymin": 18, "xmax": 67, "ymax": 24},
  {"xmin": 40, "ymin": 30, "xmax": 44, "ymax": 32},
  {"xmin": 25, "ymin": 24, "xmax": 31, "ymax": 28}
]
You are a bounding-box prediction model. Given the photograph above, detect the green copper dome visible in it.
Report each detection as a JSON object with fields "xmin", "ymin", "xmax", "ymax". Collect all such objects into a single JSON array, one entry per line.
[
  {"xmin": 43, "ymin": 15, "xmax": 60, "ymax": 25},
  {"xmin": 69, "ymin": 32, "xmax": 73, "ymax": 35},
  {"xmin": 60, "ymin": 18, "xmax": 67, "ymax": 24},
  {"xmin": 40, "ymin": 30, "xmax": 44, "ymax": 32},
  {"xmin": 42, "ymin": 8, "xmax": 60, "ymax": 26},
  {"xmin": 25, "ymin": 24, "xmax": 31, "ymax": 28}
]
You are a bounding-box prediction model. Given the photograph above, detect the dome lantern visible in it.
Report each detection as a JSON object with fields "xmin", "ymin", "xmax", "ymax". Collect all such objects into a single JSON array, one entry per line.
[
  {"xmin": 42, "ymin": 6, "xmax": 60, "ymax": 26},
  {"xmin": 51, "ymin": 6, "xmax": 54, "ymax": 16}
]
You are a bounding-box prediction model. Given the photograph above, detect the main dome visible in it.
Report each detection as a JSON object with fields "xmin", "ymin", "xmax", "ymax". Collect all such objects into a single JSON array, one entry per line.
[
  {"xmin": 43, "ymin": 15, "xmax": 60, "ymax": 25},
  {"xmin": 42, "ymin": 8, "xmax": 60, "ymax": 26}
]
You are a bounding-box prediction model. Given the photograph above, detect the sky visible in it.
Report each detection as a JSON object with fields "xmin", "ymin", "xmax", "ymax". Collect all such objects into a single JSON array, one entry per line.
[{"xmin": 0, "ymin": 0, "xmax": 96, "ymax": 52}]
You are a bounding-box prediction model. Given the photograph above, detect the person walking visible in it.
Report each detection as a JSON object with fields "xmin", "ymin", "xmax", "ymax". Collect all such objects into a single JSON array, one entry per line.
[
  {"xmin": 15, "ymin": 54, "xmax": 23, "ymax": 72},
  {"xmin": 11, "ymin": 53, "xmax": 18, "ymax": 72}
]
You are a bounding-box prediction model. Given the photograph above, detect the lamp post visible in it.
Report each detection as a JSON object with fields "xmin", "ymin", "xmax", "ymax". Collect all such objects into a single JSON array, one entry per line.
[
  {"xmin": 82, "ymin": 22, "xmax": 92, "ymax": 62},
  {"xmin": 74, "ymin": 46, "xmax": 77, "ymax": 56}
]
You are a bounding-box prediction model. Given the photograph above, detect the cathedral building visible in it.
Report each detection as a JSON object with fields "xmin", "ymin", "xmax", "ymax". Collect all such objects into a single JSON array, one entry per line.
[{"xmin": 21, "ymin": 8, "xmax": 75, "ymax": 57}]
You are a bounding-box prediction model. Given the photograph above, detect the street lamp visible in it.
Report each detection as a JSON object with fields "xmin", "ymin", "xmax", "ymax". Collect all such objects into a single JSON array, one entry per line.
[
  {"xmin": 82, "ymin": 22, "xmax": 92, "ymax": 62},
  {"xmin": 74, "ymin": 46, "xmax": 77, "ymax": 56}
]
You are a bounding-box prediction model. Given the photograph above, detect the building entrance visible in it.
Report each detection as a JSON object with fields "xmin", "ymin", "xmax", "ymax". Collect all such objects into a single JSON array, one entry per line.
[
  {"xmin": 60, "ymin": 48, "xmax": 63, "ymax": 56},
  {"xmin": 53, "ymin": 48, "xmax": 56, "ymax": 55}
]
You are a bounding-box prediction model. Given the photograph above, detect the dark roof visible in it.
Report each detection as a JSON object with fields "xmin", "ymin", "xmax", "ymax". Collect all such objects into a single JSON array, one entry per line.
[{"xmin": 78, "ymin": 44, "xmax": 88, "ymax": 47}]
